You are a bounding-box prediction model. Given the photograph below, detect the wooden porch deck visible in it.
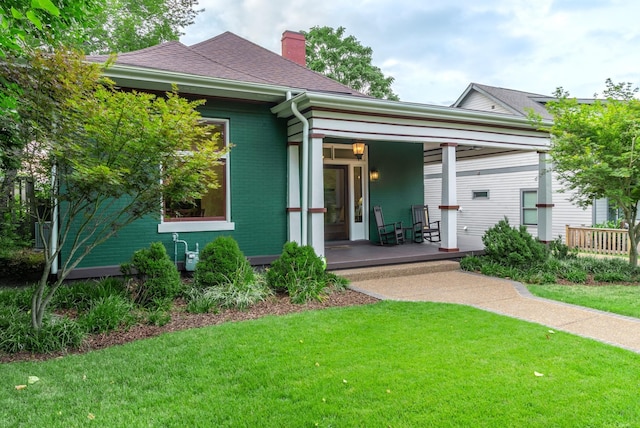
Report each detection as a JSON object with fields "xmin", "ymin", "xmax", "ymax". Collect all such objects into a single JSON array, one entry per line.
[{"xmin": 325, "ymin": 236, "xmax": 485, "ymax": 270}]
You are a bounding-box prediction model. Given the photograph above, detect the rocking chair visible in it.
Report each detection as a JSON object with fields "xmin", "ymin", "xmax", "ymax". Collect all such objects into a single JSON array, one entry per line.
[
  {"xmin": 373, "ymin": 206, "xmax": 404, "ymax": 245},
  {"xmin": 411, "ymin": 205, "xmax": 441, "ymax": 243}
]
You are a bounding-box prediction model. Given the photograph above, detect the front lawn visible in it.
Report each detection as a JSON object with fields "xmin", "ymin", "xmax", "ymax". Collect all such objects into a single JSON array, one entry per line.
[
  {"xmin": 527, "ymin": 284, "xmax": 640, "ymax": 318},
  {"xmin": 3, "ymin": 301, "xmax": 640, "ymax": 427}
]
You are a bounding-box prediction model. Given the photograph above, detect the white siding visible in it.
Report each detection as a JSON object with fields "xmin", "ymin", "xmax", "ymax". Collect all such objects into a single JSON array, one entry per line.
[
  {"xmin": 425, "ymin": 152, "xmax": 592, "ymax": 242},
  {"xmin": 458, "ymin": 91, "xmax": 512, "ymax": 115}
]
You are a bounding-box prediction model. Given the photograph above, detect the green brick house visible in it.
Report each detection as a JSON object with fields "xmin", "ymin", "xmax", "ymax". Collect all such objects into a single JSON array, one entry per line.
[{"xmin": 61, "ymin": 31, "xmax": 551, "ymax": 278}]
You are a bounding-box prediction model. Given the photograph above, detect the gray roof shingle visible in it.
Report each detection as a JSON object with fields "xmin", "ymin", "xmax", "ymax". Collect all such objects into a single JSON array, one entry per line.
[{"xmin": 88, "ymin": 32, "xmax": 365, "ymax": 97}]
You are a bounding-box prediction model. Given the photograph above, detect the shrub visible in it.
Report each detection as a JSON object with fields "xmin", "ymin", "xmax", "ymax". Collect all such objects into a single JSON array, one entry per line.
[
  {"xmin": 121, "ymin": 242, "xmax": 182, "ymax": 308},
  {"xmin": 549, "ymin": 236, "xmax": 577, "ymax": 260},
  {"xmin": 560, "ymin": 269, "xmax": 588, "ymax": 283},
  {"xmin": 267, "ymin": 242, "xmax": 330, "ymax": 303},
  {"xmin": 0, "ymin": 312, "xmax": 85, "ymax": 354},
  {"xmin": 459, "ymin": 255, "xmax": 484, "ymax": 272},
  {"xmin": 79, "ymin": 295, "xmax": 136, "ymax": 334},
  {"xmin": 194, "ymin": 236, "xmax": 255, "ymax": 289},
  {"xmin": 186, "ymin": 272, "xmax": 272, "ymax": 312},
  {"xmin": 523, "ymin": 270, "xmax": 557, "ymax": 285},
  {"xmin": 53, "ymin": 277, "xmax": 129, "ymax": 311},
  {"xmin": 594, "ymin": 271, "xmax": 632, "ymax": 283},
  {"xmin": 0, "ymin": 248, "xmax": 45, "ymax": 282},
  {"xmin": 482, "ymin": 218, "xmax": 548, "ymax": 268}
]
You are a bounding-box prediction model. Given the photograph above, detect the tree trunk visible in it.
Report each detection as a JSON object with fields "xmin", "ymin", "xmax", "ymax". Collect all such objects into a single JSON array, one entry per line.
[{"xmin": 629, "ymin": 223, "xmax": 640, "ymax": 267}]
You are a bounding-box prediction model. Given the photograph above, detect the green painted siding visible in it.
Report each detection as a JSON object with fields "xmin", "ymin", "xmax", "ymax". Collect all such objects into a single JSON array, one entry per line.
[
  {"xmin": 63, "ymin": 99, "xmax": 288, "ymax": 269},
  {"xmin": 368, "ymin": 141, "xmax": 424, "ymax": 243}
]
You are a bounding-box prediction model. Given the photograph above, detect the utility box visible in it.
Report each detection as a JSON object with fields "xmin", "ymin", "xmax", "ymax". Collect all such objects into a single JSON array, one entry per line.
[{"xmin": 185, "ymin": 251, "xmax": 199, "ymax": 271}]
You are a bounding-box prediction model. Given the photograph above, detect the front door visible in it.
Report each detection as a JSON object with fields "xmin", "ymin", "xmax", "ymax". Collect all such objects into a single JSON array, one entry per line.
[{"xmin": 324, "ymin": 165, "xmax": 349, "ymax": 241}]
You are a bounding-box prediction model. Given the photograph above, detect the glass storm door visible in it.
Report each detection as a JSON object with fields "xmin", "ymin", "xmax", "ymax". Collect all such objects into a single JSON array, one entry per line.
[{"xmin": 324, "ymin": 165, "xmax": 349, "ymax": 241}]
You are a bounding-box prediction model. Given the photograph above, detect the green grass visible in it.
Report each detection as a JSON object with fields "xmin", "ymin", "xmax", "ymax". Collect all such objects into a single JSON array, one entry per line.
[
  {"xmin": 2, "ymin": 301, "xmax": 640, "ymax": 427},
  {"xmin": 528, "ymin": 284, "xmax": 640, "ymax": 318}
]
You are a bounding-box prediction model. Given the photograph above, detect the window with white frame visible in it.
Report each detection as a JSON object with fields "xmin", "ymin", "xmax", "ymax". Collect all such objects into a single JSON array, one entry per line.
[
  {"xmin": 521, "ymin": 189, "xmax": 537, "ymax": 226},
  {"xmin": 158, "ymin": 119, "xmax": 233, "ymax": 233}
]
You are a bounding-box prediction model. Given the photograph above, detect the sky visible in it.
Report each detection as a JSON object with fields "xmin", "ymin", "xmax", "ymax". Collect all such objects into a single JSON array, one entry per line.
[{"xmin": 180, "ymin": 0, "xmax": 640, "ymax": 106}]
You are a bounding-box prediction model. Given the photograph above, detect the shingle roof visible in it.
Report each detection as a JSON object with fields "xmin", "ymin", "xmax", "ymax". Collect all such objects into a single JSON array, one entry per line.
[
  {"xmin": 87, "ymin": 32, "xmax": 365, "ymax": 97},
  {"xmin": 456, "ymin": 83, "xmax": 553, "ymax": 120}
]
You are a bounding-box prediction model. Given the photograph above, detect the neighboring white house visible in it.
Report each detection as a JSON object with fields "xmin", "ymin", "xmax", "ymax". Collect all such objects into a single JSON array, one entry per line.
[{"xmin": 424, "ymin": 83, "xmax": 609, "ymax": 241}]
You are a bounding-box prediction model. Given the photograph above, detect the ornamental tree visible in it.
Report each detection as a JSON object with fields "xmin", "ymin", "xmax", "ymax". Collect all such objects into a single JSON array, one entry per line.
[
  {"xmin": 536, "ymin": 79, "xmax": 640, "ymax": 266},
  {"xmin": 3, "ymin": 50, "xmax": 226, "ymax": 329},
  {"xmin": 301, "ymin": 26, "xmax": 399, "ymax": 100}
]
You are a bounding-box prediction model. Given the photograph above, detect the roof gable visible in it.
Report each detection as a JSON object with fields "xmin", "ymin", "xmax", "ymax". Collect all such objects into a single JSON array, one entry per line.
[
  {"xmin": 453, "ymin": 83, "xmax": 553, "ymax": 120},
  {"xmin": 87, "ymin": 32, "xmax": 365, "ymax": 97}
]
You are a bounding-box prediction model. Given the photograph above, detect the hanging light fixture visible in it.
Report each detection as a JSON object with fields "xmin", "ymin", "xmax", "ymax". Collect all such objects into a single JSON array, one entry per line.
[
  {"xmin": 369, "ymin": 169, "xmax": 380, "ymax": 182},
  {"xmin": 352, "ymin": 141, "xmax": 365, "ymax": 160}
]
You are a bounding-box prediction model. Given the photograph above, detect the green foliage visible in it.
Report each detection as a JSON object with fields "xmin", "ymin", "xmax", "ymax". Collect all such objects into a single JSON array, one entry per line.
[
  {"xmin": 534, "ymin": 79, "xmax": 640, "ymax": 265},
  {"xmin": 194, "ymin": 236, "xmax": 254, "ymax": 289},
  {"xmin": 267, "ymin": 242, "xmax": 332, "ymax": 303},
  {"xmin": 0, "ymin": 312, "xmax": 84, "ymax": 354},
  {"xmin": 459, "ymin": 255, "xmax": 484, "ymax": 272},
  {"xmin": 53, "ymin": 277, "xmax": 128, "ymax": 311},
  {"xmin": 0, "ymin": 248, "xmax": 44, "ymax": 281},
  {"xmin": 79, "ymin": 295, "xmax": 135, "ymax": 334},
  {"xmin": 301, "ymin": 26, "xmax": 399, "ymax": 100},
  {"xmin": 186, "ymin": 274, "xmax": 272, "ymax": 312},
  {"xmin": 325, "ymin": 271, "xmax": 350, "ymax": 291},
  {"xmin": 560, "ymin": 269, "xmax": 588, "ymax": 283},
  {"xmin": 121, "ymin": 242, "xmax": 182, "ymax": 309},
  {"xmin": 482, "ymin": 217, "xmax": 548, "ymax": 268},
  {"xmin": 85, "ymin": 0, "xmax": 202, "ymax": 54},
  {"xmin": 548, "ymin": 236, "xmax": 577, "ymax": 260}
]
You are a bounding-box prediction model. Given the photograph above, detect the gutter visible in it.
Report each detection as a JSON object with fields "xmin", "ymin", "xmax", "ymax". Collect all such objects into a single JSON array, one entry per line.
[{"xmin": 290, "ymin": 99, "xmax": 310, "ymax": 246}]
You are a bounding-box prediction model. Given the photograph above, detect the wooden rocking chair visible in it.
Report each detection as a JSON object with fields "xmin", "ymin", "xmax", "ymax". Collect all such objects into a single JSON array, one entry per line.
[
  {"xmin": 411, "ymin": 205, "xmax": 441, "ymax": 243},
  {"xmin": 373, "ymin": 206, "xmax": 404, "ymax": 245}
]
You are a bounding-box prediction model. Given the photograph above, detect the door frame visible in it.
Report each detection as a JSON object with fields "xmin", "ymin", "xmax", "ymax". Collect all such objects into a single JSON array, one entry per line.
[{"xmin": 322, "ymin": 143, "xmax": 369, "ymax": 241}]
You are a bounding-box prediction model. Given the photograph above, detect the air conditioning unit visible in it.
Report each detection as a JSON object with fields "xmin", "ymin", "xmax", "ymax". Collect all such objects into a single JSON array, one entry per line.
[{"xmin": 34, "ymin": 222, "xmax": 51, "ymax": 249}]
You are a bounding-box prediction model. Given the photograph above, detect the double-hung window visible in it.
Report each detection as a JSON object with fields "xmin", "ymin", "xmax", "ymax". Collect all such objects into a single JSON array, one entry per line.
[
  {"xmin": 521, "ymin": 189, "xmax": 538, "ymax": 226},
  {"xmin": 158, "ymin": 118, "xmax": 233, "ymax": 233}
]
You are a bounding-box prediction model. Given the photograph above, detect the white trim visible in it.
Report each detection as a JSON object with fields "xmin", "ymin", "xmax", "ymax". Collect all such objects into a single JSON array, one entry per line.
[
  {"xmin": 158, "ymin": 221, "xmax": 235, "ymax": 233},
  {"xmin": 158, "ymin": 118, "xmax": 232, "ymax": 232}
]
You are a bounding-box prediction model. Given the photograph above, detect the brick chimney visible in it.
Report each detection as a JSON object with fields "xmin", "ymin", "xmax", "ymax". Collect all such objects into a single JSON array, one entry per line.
[{"xmin": 281, "ymin": 30, "xmax": 306, "ymax": 67}]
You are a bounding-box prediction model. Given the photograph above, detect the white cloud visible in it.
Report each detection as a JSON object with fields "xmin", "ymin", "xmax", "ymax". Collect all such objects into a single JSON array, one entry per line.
[{"xmin": 181, "ymin": 0, "xmax": 640, "ymax": 104}]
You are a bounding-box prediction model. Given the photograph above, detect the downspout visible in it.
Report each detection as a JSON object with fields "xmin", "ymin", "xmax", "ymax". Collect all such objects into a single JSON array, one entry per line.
[
  {"xmin": 50, "ymin": 164, "xmax": 59, "ymax": 276},
  {"xmin": 290, "ymin": 99, "xmax": 309, "ymax": 246}
]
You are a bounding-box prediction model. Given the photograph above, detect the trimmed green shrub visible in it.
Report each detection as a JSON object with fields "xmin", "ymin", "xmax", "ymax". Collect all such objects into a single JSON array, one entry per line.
[
  {"xmin": 194, "ymin": 236, "xmax": 255, "ymax": 289},
  {"xmin": 0, "ymin": 248, "xmax": 45, "ymax": 282},
  {"xmin": 79, "ymin": 295, "xmax": 136, "ymax": 334},
  {"xmin": 267, "ymin": 242, "xmax": 330, "ymax": 303},
  {"xmin": 121, "ymin": 242, "xmax": 182, "ymax": 308},
  {"xmin": 549, "ymin": 236, "xmax": 577, "ymax": 260},
  {"xmin": 482, "ymin": 218, "xmax": 548, "ymax": 268}
]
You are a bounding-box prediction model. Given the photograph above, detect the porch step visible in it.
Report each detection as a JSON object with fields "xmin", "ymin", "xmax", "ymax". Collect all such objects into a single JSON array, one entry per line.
[{"xmin": 333, "ymin": 260, "xmax": 460, "ymax": 282}]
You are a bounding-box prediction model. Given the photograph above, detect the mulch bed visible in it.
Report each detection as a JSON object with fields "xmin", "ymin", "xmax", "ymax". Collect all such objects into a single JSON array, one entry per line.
[{"xmin": 0, "ymin": 289, "xmax": 379, "ymax": 364}]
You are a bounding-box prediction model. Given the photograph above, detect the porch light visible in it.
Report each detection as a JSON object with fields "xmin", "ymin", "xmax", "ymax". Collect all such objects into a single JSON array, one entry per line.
[
  {"xmin": 369, "ymin": 169, "xmax": 379, "ymax": 182},
  {"xmin": 352, "ymin": 141, "xmax": 365, "ymax": 160}
]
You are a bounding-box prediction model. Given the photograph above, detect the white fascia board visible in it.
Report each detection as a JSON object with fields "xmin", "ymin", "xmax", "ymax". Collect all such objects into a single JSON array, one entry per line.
[
  {"xmin": 102, "ymin": 65, "xmax": 300, "ymax": 102},
  {"xmin": 272, "ymin": 92, "xmax": 554, "ymax": 129}
]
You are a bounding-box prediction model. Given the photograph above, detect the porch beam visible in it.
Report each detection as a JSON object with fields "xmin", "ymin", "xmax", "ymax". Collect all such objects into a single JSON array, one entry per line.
[{"xmin": 439, "ymin": 143, "xmax": 459, "ymax": 252}]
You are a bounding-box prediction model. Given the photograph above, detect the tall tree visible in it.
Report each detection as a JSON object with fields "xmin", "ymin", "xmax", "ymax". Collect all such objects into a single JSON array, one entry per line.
[
  {"xmin": 2, "ymin": 50, "xmax": 226, "ymax": 329},
  {"xmin": 84, "ymin": 0, "xmax": 202, "ymax": 54},
  {"xmin": 301, "ymin": 26, "xmax": 399, "ymax": 101},
  {"xmin": 535, "ymin": 79, "xmax": 640, "ymax": 266}
]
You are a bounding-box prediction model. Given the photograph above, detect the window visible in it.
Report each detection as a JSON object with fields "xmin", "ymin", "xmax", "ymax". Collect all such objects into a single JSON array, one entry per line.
[
  {"xmin": 521, "ymin": 190, "xmax": 537, "ymax": 226},
  {"xmin": 472, "ymin": 190, "xmax": 489, "ymax": 199},
  {"xmin": 158, "ymin": 119, "xmax": 233, "ymax": 233}
]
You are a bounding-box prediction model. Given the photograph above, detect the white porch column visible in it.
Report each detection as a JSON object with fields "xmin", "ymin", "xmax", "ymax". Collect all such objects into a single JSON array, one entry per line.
[
  {"xmin": 308, "ymin": 133, "xmax": 326, "ymax": 257},
  {"xmin": 439, "ymin": 143, "xmax": 459, "ymax": 252},
  {"xmin": 287, "ymin": 141, "xmax": 302, "ymax": 244},
  {"xmin": 537, "ymin": 151, "xmax": 554, "ymax": 243}
]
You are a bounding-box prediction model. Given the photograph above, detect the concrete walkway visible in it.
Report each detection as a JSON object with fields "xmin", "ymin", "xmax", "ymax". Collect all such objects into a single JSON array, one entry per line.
[{"xmin": 340, "ymin": 261, "xmax": 640, "ymax": 354}]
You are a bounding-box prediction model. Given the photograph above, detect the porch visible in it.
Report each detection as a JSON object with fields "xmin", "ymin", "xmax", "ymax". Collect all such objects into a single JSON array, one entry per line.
[{"xmin": 325, "ymin": 235, "xmax": 484, "ymax": 270}]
